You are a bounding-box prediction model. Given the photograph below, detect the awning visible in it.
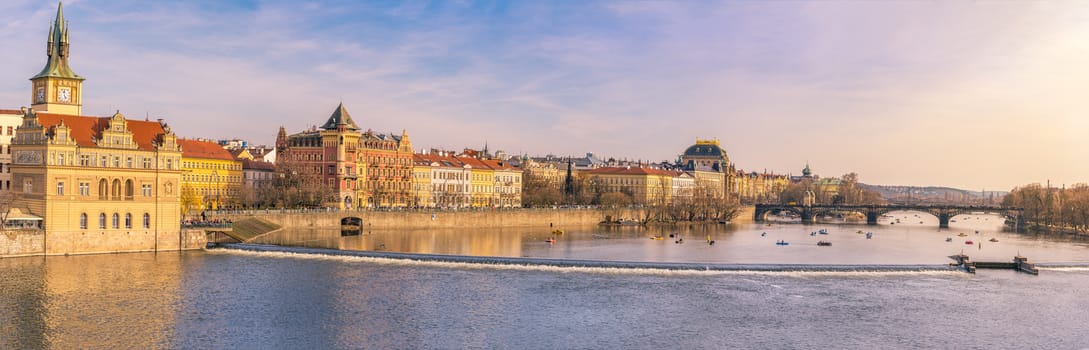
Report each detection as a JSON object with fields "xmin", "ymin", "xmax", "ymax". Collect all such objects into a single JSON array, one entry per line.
[{"xmin": 4, "ymin": 208, "xmax": 43, "ymax": 221}]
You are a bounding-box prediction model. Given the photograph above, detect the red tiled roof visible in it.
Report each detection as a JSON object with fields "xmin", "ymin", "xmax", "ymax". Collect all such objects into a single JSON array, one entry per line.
[
  {"xmin": 241, "ymin": 159, "xmax": 275, "ymax": 171},
  {"xmin": 414, "ymin": 153, "xmax": 466, "ymax": 168},
  {"xmin": 454, "ymin": 156, "xmax": 491, "ymax": 170},
  {"xmin": 36, "ymin": 112, "xmax": 167, "ymax": 151},
  {"xmin": 481, "ymin": 159, "xmax": 516, "ymax": 171},
  {"xmin": 587, "ymin": 167, "xmax": 678, "ymax": 176},
  {"xmin": 0, "ymin": 109, "xmax": 24, "ymax": 115},
  {"xmin": 178, "ymin": 139, "xmax": 235, "ymax": 161}
]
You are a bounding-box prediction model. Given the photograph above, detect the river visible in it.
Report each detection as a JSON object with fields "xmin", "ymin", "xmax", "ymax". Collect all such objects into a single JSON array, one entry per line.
[{"xmin": 2, "ymin": 212, "xmax": 1088, "ymax": 349}]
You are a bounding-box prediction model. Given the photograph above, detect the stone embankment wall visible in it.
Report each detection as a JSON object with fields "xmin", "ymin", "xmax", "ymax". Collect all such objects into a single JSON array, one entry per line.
[
  {"xmin": 218, "ymin": 206, "xmax": 757, "ymax": 231},
  {"xmin": 225, "ymin": 209, "xmax": 606, "ymax": 230},
  {"xmin": 0, "ymin": 229, "xmax": 206, "ymax": 258},
  {"xmin": 1, "ymin": 230, "xmax": 45, "ymax": 257}
]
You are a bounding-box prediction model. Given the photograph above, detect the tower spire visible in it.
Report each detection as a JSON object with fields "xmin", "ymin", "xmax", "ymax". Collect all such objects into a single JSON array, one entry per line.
[{"xmin": 32, "ymin": 2, "xmax": 82, "ymax": 80}]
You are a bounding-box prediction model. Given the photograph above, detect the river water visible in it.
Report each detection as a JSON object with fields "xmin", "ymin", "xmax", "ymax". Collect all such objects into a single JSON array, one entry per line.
[{"xmin": 3, "ymin": 212, "xmax": 1089, "ymax": 349}]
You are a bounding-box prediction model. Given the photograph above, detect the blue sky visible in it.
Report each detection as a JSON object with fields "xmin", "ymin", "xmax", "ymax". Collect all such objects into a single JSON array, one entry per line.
[{"xmin": 2, "ymin": 0, "xmax": 1088, "ymax": 191}]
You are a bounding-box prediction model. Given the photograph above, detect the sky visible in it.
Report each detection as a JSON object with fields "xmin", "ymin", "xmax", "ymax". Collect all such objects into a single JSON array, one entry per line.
[{"xmin": 1, "ymin": 0, "xmax": 1088, "ymax": 191}]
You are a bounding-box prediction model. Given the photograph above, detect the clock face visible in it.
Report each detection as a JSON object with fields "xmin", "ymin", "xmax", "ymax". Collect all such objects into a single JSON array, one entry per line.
[
  {"xmin": 58, "ymin": 88, "xmax": 71, "ymax": 102},
  {"xmin": 36, "ymin": 87, "xmax": 45, "ymax": 102}
]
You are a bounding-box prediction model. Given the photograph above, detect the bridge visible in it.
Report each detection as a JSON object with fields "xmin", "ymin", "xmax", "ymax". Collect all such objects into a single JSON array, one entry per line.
[{"xmin": 754, "ymin": 204, "xmax": 1024, "ymax": 229}]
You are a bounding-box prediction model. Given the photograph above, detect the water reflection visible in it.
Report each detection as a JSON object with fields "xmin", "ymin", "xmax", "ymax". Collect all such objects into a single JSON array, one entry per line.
[
  {"xmin": 0, "ymin": 253, "xmax": 185, "ymax": 349},
  {"xmin": 253, "ymin": 212, "xmax": 1089, "ymax": 264}
]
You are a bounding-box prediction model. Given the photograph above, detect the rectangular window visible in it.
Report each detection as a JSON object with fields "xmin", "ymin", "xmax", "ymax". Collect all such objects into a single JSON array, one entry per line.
[
  {"xmin": 143, "ymin": 158, "xmax": 151, "ymax": 169},
  {"xmin": 127, "ymin": 157, "xmax": 133, "ymax": 168},
  {"xmin": 6, "ymin": 126, "xmax": 12, "ymax": 135},
  {"xmin": 56, "ymin": 182, "xmax": 64, "ymax": 195},
  {"xmin": 142, "ymin": 184, "xmax": 152, "ymax": 197}
]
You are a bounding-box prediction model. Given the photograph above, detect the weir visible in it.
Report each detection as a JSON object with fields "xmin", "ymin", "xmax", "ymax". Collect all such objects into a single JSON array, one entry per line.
[
  {"xmin": 948, "ymin": 254, "xmax": 1039, "ymax": 275},
  {"xmin": 213, "ymin": 243, "xmax": 957, "ymax": 273}
]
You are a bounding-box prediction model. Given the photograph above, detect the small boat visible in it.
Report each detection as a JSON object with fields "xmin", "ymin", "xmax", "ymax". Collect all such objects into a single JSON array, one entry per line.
[
  {"xmin": 945, "ymin": 237, "xmax": 953, "ymax": 242},
  {"xmin": 552, "ymin": 229, "xmax": 564, "ymax": 235},
  {"xmin": 650, "ymin": 236, "xmax": 664, "ymax": 240},
  {"xmin": 865, "ymin": 232, "xmax": 873, "ymax": 239},
  {"xmin": 957, "ymin": 233, "xmax": 968, "ymax": 237},
  {"xmin": 856, "ymin": 230, "xmax": 864, "ymax": 234},
  {"xmin": 989, "ymin": 238, "xmax": 999, "ymax": 242},
  {"xmin": 761, "ymin": 232, "xmax": 767, "ymax": 237},
  {"xmin": 775, "ymin": 240, "xmax": 790, "ymax": 246},
  {"xmin": 545, "ymin": 238, "xmax": 555, "ymax": 243},
  {"xmin": 817, "ymin": 241, "xmax": 832, "ymax": 246},
  {"xmin": 818, "ymin": 229, "xmax": 828, "ymax": 235},
  {"xmin": 965, "ymin": 240, "xmax": 973, "ymax": 245},
  {"xmin": 810, "ymin": 232, "xmax": 817, "ymax": 236}
]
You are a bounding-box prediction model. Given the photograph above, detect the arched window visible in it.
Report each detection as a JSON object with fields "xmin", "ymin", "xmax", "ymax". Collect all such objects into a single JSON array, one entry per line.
[
  {"xmin": 112, "ymin": 213, "xmax": 119, "ymax": 229},
  {"xmin": 124, "ymin": 213, "xmax": 132, "ymax": 229},
  {"xmin": 99, "ymin": 213, "xmax": 106, "ymax": 229},
  {"xmin": 112, "ymin": 179, "xmax": 121, "ymax": 200},
  {"xmin": 98, "ymin": 179, "xmax": 108, "ymax": 200},
  {"xmin": 79, "ymin": 213, "xmax": 88, "ymax": 230},
  {"xmin": 143, "ymin": 213, "xmax": 151, "ymax": 229},
  {"xmin": 125, "ymin": 179, "xmax": 134, "ymax": 200}
]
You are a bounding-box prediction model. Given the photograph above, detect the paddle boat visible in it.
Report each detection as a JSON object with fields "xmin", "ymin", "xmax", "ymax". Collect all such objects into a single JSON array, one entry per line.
[
  {"xmin": 865, "ymin": 232, "xmax": 873, "ymax": 239},
  {"xmin": 552, "ymin": 229, "xmax": 564, "ymax": 235},
  {"xmin": 650, "ymin": 236, "xmax": 664, "ymax": 240},
  {"xmin": 945, "ymin": 237, "xmax": 953, "ymax": 242},
  {"xmin": 964, "ymin": 240, "xmax": 973, "ymax": 245},
  {"xmin": 818, "ymin": 229, "xmax": 828, "ymax": 235},
  {"xmin": 989, "ymin": 238, "xmax": 999, "ymax": 242},
  {"xmin": 545, "ymin": 238, "xmax": 555, "ymax": 244},
  {"xmin": 775, "ymin": 240, "xmax": 790, "ymax": 246},
  {"xmin": 957, "ymin": 232, "xmax": 968, "ymax": 237},
  {"xmin": 817, "ymin": 241, "xmax": 832, "ymax": 246}
]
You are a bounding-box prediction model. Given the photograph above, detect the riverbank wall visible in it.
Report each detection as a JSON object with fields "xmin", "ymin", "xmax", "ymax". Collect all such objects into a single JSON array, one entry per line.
[
  {"xmin": 219, "ymin": 208, "xmax": 608, "ymax": 230},
  {"xmin": 215, "ymin": 205, "xmax": 757, "ymax": 232},
  {"xmin": 0, "ymin": 229, "xmax": 206, "ymax": 258}
]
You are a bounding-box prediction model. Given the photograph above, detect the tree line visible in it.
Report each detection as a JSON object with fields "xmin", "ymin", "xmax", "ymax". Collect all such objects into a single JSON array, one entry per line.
[{"xmin": 1003, "ymin": 183, "xmax": 1089, "ymax": 233}]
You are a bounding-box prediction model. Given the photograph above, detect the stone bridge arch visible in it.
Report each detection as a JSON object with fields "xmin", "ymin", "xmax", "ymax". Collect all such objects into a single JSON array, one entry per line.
[{"xmin": 754, "ymin": 204, "xmax": 1024, "ymax": 229}]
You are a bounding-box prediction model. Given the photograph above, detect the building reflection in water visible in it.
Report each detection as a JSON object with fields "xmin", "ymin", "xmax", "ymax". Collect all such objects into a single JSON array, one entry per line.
[
  {"xmin": 254, "ymin": 227, "xmax": 531, "ymax": 257},
  {"xmin": 0, "ymin": 253, "xmax": 183, "ymax": 348}
]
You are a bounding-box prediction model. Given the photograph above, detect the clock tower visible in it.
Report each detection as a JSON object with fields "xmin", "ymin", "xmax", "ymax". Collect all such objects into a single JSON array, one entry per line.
[{"xmin": 30, "ymin": 2, "xmax": 84, "ymax": 116}]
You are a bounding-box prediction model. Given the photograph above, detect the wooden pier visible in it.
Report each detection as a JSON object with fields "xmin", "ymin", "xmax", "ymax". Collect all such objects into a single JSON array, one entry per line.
[{"xmin": 948, "ymin": 254, "xmax": 1038, "ymax": 275}]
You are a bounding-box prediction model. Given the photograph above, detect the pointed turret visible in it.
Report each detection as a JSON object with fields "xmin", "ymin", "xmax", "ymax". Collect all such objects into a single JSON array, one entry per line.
[
  {"xmin": 320, "ymin": 102, "xmax": 360, "ymax": 131},
  {"xmin": 32, "ymin": 2, "xmax": 83, "ymax": 80}
]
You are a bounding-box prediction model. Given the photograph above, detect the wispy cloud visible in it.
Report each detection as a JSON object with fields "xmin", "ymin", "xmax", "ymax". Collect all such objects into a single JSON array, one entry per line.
[{"xmin": 2, "ymin": 1, "xmax": 1088, "ymax": 189}]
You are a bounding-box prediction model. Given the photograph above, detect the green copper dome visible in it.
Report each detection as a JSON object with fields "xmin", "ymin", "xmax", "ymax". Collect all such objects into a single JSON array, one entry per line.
[{"xmin": 31, "ymin": 2, "xmax": 83, "ymax": 81}]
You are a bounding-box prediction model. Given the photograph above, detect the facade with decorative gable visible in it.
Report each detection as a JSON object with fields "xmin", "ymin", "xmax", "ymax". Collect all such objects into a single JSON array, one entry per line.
[{"xmin": 7, "ymin": 4, "xmax": 186, "ymax": 254}]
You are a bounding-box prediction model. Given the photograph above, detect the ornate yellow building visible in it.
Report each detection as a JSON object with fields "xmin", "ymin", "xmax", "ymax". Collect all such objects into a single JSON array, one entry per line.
[
  {"xmin": 360, "ymin": 129, "xmax": 413, "ymax": 208},
  {"xmin": 585, "ymin": 167, "xmax": 677, "ymax": 205},
  {"xmin": 7, "ymin": 4, "xmax": 186, "ymax": 254},
  {"xmin": 178, "ymin": 139, "xmax": 242, "ymax": 212}
]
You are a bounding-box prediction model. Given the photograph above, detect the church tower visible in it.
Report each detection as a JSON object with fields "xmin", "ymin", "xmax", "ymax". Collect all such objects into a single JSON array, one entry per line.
[{"xmin": 30, "ymin": 2, "xmax": 84, "ymax": 116}]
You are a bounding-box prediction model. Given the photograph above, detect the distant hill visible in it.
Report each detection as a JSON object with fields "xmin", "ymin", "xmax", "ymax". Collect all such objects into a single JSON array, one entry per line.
[{"xmin": 860, "ymin": 184, "xmax": 1007, "ymax": 205}]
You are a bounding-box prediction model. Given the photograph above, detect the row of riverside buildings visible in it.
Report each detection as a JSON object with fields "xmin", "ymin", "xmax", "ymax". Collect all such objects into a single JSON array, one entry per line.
[{"xmin": 1, "ymin": 4, "xmax": 822, "ymax": 252}]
